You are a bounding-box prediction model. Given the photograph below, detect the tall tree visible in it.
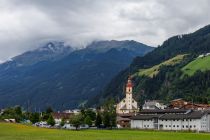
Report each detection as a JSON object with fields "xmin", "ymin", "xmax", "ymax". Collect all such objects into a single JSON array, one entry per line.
[
  {"xmin": 47, "ymin": 114, "xmax": 55, "ymax": 126},
  {"xmin": 95, "ymin": 112, "xmax": 102, "ymax": 128},
  {"xmin": 69, "ymin": 114, "xmax": 83, "ymax": 130},
  {"xmin": 30, "ymin": 113, "xmax": 40, "ymax": 124},
  {"xmin": 84, "ymin": 116, "xmax": 92, "ymax": 126}
]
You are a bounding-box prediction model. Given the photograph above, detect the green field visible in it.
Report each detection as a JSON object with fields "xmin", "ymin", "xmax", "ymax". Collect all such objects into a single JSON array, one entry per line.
[
  {"xmin": 135, "ymin": 54, "xmax": 186, "ymax": 78},
  {"xmin": 182, "ymin": 55, "xmax": 210, "ymax": 76},
  {"xmin": 1, "ymin": 123, "xmax": 210, "ymax": 140}
]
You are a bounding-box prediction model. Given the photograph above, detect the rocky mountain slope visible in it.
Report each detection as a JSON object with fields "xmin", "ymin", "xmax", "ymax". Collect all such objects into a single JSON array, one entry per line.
[{"xmin": 0, "ymin": 40, "xmax": 153, "ymax": 110}]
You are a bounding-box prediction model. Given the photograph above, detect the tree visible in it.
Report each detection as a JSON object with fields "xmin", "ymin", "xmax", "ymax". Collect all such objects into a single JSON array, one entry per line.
[
  {"xmin": 46, "ymin": 107, "xmax": 53, "ymax": 114},
  {"xmin": 30, "ymin": 113, "xmax": 40, "ymax": 124},
  {"xmin": 60, "ymin": 118, "xmax": 65, "ymax": 126},
  {"xmin": 47, "ymin": 114, "xmax": 55, "ymax": 126},
  {"xmin": 102, "ymin": 99, "xmax": 117, "ymax": 128},
  {"xmin": 95, "ymin": 112, "xmax": 102, "ymax": 128},
  {"xmin": 41, "ymin": 113, "xmax": 50, "ymax": 121},
  {"xmin": 84, "ymin": 116, "xmax": 92, "ymax": 126},
  {"xmin": 69, "ymin": 114, "xmax": 83, "ymax": 130},
  {"xmin": 14, "ymin": 106, "xmax": 22, "ymax": 115},
  {"xmin": 103, "ymin": 111, "xmax": 110, "ymax": 128},
  {"xmin": 85, "ymin": 109, "xmax": 96, "ymax": 121}
]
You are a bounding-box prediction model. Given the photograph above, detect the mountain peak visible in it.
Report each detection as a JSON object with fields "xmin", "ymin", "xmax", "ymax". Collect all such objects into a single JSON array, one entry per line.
[
  {"xmin": 3, "ymin": 41, "xmax": 74, "ymax": 67},
  {"xmin": 86, "ymin": 40, "xmax": 153, "ymax": 52},
  {"xmin": 37, "ymin": 41, "xmax": 73, "ymax": 53}
]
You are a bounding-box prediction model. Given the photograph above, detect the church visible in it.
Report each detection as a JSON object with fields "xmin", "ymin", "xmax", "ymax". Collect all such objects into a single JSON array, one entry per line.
[{"xmin": 116, "ymin": 76, "xmax": 138, "ymax": 114}]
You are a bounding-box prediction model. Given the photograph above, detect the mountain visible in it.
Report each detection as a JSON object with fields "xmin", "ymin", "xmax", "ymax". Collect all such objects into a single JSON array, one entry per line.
[
  {"xmin": 93, "ymin": 24, "xmax": 210, "ymax": 106},
  {"xmin": 0, "ymin": 40, "xmax": 153, "ymax": 110},
  {"xmin": 0, "ymin": 41, "xmax": 74, "ymax": 69}
]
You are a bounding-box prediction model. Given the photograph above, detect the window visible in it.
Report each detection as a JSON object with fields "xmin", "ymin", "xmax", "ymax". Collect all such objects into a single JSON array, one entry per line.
[
  {"xmin": 194, "ymin": 125, "xmax": 196, "ymax": 128},
  {"xmin": 173, "ymin": 125, "xmax": 175, "ymax": 128},
  {"xmin": 186, "ymin": 125, "xmax": 188, "ymax": 128},
  {"xmin": 147, "ymin": 125, "xmax": 149, "ymax": 127},
  {"xmin": 177, "ymin": 125, "xmax": 179, "ymax": 127},
  {"xmin": 182, "ymin": 125, "xmax": 184, "ymax": 128},
  {"xmin": 190, "ymin": 125, "xmax": 192, "ymax": 128},
  {"xmin": 169, "ymin": 125, "xmax": 171, "ymax": 127},
  {"xmin": 166, "ymin": 125, "xmax": 167, "ymax": 127},
  {"xmin": 144, "ymin": 125, "xmax": 146, "ymax": 127}
]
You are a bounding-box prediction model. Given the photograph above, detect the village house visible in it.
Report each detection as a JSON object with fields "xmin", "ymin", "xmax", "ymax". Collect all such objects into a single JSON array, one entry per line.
[
  {"xmin": 168, "ymin": 99, "xmax": 188, "ymax": 109},
  {"xmin": 116, "ymin": 113, "xmax": 135, "ymax": 128},
  {"xmin": 52, "ymin": 112, "xmax": 73, "ymax": 124},
  {"xmin": 130, "ymin": 109, "xmax": 210, "ymax": 132},
  {"xmin": 142, "ymin": 100, "xmax": 166, "ymax": 110},
  {"xmin": 168, "ymin": 98, "xmax": 210, "ymax": 110},
  {"xmin": 63, "ymin": 109, "xmax": 81, "ymax": 114}
]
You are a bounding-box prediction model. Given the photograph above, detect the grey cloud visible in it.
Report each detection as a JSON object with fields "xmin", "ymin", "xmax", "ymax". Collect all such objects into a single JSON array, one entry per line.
[{"xmin": 0, "ymin": 0, "xmax": 210, "ymax": 61}]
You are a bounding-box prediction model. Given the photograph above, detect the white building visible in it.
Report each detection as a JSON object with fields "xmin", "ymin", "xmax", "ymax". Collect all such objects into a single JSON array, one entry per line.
[
  {"xmin": 131, "ymin": 109, "xmax": 210, "ymax": 132},
  {"xmin": 116, "ymin": 77, "xmax": 138, "ymax": 114},
  {"xmin": 142, "ymin": 100, "xmax": 166, "ymax": 110}
]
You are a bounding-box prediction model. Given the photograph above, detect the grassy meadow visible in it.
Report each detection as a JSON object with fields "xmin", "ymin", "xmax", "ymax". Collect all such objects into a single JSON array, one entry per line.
[
  {"xmin": 1, "ymin": 123, "xmax": 210, "ymax": 140},
  {"xmin": 182, "ymin": 55, "xmax": 210, "ymax": 76},
  {"xmin": 135, "ymin": 54, "xmax": 186, "ymax": 78}
]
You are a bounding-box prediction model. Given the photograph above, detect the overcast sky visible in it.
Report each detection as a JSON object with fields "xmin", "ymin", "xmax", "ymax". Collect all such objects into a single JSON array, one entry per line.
[{"xmin": 0, "ymin": 0, "xmax": 210, "ymax": 62}]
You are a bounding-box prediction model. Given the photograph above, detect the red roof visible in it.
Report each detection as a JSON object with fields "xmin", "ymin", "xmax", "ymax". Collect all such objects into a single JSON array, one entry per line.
[
  {"xmin": 52, "ymin": 112, "xmax": 73, "ymax": 119},
  {"xmin": 126, "ymin": 76, "xmax": 133, "ymax": 87}
]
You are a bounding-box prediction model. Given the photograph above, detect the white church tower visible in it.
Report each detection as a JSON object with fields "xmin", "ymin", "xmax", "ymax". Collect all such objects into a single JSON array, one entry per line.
[{"xmin": 116, "ymin": 76, "xmax": 138, "ymax": 114}]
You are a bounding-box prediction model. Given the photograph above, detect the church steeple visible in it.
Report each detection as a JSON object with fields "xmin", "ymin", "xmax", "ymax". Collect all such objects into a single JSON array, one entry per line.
[
  {"xmin": 116, "ymin": 75, "xmax": 138, "ymax": 114},
  {"xmin": 126, "ymin": 76, "xmax": 133, "ymax": 94}
]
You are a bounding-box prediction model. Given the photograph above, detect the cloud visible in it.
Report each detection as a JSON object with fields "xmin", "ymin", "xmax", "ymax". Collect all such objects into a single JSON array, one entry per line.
[{"xmin": 0, "ymin": 0, "xmax": 210, "ymax": 61}]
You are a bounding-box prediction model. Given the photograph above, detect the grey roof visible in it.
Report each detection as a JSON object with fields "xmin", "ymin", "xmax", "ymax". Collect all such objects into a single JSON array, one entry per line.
[
  {"xmin": 120, "ymin": 105, "xmax": 127, "ymax": 110},
  {"xmin": 131, "ymin": 114, "xmax": 162, "ymax": 120},
  {"xmin": 117, "ymin": 116, "xmax": 131, "ymax": 121},
  {"xmin": 143, "ymin": 100, "xmax": 161, "ymax": 106},
  {"xmin": 131, "ymin": 110, "xmax": 207, "ymax": 120},
  {"xmin": 120, "ymin": 105, "xmax": 138, "ymax": 110},
  {"xmin": 160, "ymin": 111, "xmax": 206, "ymax": 120},
  {"xmin": 139, "ymin": 109, "xmax": 189, "ymax": 114}
]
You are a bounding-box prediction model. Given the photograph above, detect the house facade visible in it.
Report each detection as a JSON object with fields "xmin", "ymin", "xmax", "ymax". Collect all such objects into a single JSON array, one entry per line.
[
  {"xmin": 130, "ymin": 109, "xmax": 210, "ymax": 132},
  {"xmin": 142, "ymin": 100, "xmax": 166, "ymax": 110}
]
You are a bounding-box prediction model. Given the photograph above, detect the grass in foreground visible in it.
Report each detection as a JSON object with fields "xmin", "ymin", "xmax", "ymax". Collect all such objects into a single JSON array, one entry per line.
[
  {"xmin": 1, "ymin": 123, "xmax": 210, "ymax": 140},
  {"xmin": 135, "ymin": 54, "xmax": 186, "ymax": 78},
  {"xmin": 182, "ymin": 55, "xmax": 210, "ymax": 76}
]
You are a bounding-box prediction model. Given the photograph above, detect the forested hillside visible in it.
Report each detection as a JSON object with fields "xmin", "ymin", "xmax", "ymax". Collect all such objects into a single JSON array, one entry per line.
[{"xmin": 91, "ymin": 25, "xmax": 210, "ymax": 107}]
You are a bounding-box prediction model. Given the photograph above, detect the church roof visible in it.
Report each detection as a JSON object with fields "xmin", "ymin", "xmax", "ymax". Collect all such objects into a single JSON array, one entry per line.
[
  {"xmin": 119, "ymin": 105, "xmax": 138, "ymax": 110},
  {"xmin": 132, "ymin": 105, "xmax": 137, "ymax": 110},
  {"xmin": 120, "ymin": 105, "xmax": 127, "ymax": 110}
]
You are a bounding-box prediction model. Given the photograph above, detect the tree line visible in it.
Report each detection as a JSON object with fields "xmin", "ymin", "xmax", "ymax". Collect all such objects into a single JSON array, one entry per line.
[{"xmin": 0, "ymin": 99, "xmax": 117, "ymax": 129}]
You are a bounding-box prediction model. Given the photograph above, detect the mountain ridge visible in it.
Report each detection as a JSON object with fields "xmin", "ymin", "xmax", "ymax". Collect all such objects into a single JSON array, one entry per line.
[{"xmin": 0, "ymin": 40, "xmax": 153, "ymax": 110}]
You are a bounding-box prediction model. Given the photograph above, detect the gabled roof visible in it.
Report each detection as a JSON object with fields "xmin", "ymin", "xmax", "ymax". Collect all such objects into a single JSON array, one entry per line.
[
  {"xmin": 131, "ymin": 110, "xmax": 208, "ymax": 120},
  {"xmin": 120, "ymin": 105, "xmax": 127, "ymax": 110},
  {"xmin": 52, "ymin": 112, "xmax": 73, "ymax": 119},
  {"xmin": 120, "ymin": 105, "xmax": 138, "ymax": 110},
  {"xmin": 139, "ymin": 109, "xmax": 189, "ymax": 114},
  {"xmin": 159, "ymin": 111, "xmax": 206, "ymax": 120},
  {"xmin": 132, "ymin": 105, "xmax": 137, "ymax": 110},
  {"xmin": 131, "ymin": 114, "xmax": 162, "ymax": 120}
]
